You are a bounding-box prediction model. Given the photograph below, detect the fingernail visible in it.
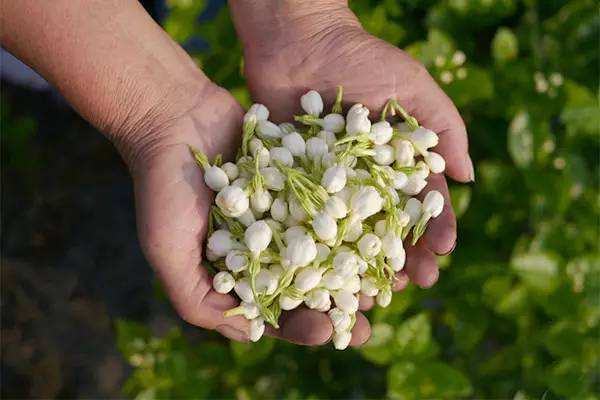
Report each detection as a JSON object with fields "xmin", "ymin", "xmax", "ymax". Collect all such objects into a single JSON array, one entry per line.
[
  {"xmin": 216, "ymin": 324, "xmax": 249, "ymax": 343},
  {"xmin": 467, "ymin": 155, "xmax": 475, "ymax": 182},
  {"xmin": 441, "ymin": 240, "xmax": 457, "ymax": 256}
]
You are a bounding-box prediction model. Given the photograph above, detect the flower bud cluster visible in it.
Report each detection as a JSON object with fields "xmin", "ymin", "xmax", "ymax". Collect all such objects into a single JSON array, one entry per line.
[{"xmin": 191, "ymin": 88, "xmax": 449, "ymax": 349}]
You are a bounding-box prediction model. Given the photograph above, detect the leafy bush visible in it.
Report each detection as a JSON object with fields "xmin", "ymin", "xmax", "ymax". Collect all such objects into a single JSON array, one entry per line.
[{"xmin": 117, "ymin": 0, "xmax": 599, "ymax": 398}]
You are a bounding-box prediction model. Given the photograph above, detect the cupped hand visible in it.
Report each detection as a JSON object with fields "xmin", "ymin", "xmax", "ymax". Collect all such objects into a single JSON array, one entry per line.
[
  {"xmin": 239, "ymin": 7, "xmax": 474, "ymax": 341},
  {"xmin": 126, "ymin": 82, "xmax": 334, "ymax": 345}
]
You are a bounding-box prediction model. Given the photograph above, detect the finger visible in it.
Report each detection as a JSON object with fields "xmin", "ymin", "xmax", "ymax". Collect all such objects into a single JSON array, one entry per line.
[
  {"xmin": 349, "ymin": 312, "xmax": 372, "ymax": 347},
  {"xmin": 392, "ymin": 270, "xmax": 410, "ymax": 292},
  {"xmin": 406, "ymin": 69, "xmax": 474, "ymax": 183},
  {"xmin": 417, "ymin": 174, "xmax": 457, "ymax": 255},
  {"xmin": 405, "ymin": 241, "xmax": 439, "ymax": 288},
  {"xmin": 359, "ymin": 294, "xmax": 375, "ymax": 311},
  {"xmin": 265, "ymin": 307, "xmax": 333, "ymax": 345}
]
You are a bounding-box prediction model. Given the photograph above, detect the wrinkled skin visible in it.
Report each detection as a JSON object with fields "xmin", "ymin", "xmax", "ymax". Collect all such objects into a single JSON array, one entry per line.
[{"xmin": 239, "ymin": 12, "xmax": 474, "ymax": 345}]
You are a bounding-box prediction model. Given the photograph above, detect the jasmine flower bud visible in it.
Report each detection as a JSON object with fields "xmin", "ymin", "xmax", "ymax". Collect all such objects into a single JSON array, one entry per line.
[
  {"xmin": 321, "ymin": 165, "xmax": 347, "ymax": 193},
  {"xmin": 350, "ymin": 186, "xmax": 384, "ymax": 220},
  {"xmin": 269, "ymin": 264, "xmax": 284, "ymax": 280},
  {"xmin": 255, "ymin": 147, "xmax": 270, "ymax": 168},
  {"xmin": 346, "ymin": 103, "xmax": 371, "ymax": 135},
  {"xmin": 373, "ymin": 144, "xmax": 395, "ymax": 165},
  {"xmin": 404, "ymin": 198, "xmax": 423, "ymax": 228},
  {"xmin": 344, "ymin": 274, "xmax": 361, "ymax": 294},
  {"xmin": 388, "ymin": 254, "xmax": 405, "ymax": 272},
  {"xmin": 357, "ymin": 233, "xmax": 382, "ymax": 259},
  {"xmin": 270, "ymin": 198, "xmax": 288, "ymax": 222},
  {"xmin": 374, "ymin": 219, "xmax": 387, "ymax": 237},
  {"xmin": 306, "ymin": 137, "xmax": 329, "ymax": 161},
  {"xmin": 322, "ymin": 152, "xmax": 338, "ymax": 169},
  {"xmin": 279, "ymin": 122, "xmax": 296, "ymax": 135},
  {"xmin": 282, "ymin": 132, "xmax": 306, "ymax": 157},
  {"xmin": 329, "ymin": 308, "xmax": 352, "ymax": 332},
  {"xmin": 288, "ymin": 196, "xmax": 308, "ymax": 222},
  {"xmin": 321, "ymin": 113, "xmax": 345, "ymax": 133},
  {"xmin": 333, "ymin": 290, "xmax": 359, "ymax": 314},
  {"xmin": 370, "ymin": 121, "xmax": 393, "ymax": 145},
  {"xmin": 248, "ymin": 138, "xmax": 264, "ymax": 156},
  {"xmin": 333, "ymin": 251, "xmax": 360, "ymax": 277},
  {"xmin": 315, "ymin": 243, "xmax": 331, "ymax": 263},
  {"xmin": 376, "ymin": 289, "xmax": 392, "ymax": 308},
  {"xmin": 401, "ymin": 174, "xmax": 427, "ymax": 196},
  {"xmin": 256, "ymin": 269, "xmax": 278, "ymax": 295},
  {"xmin": 324, "ymin": 196, "xmax": 348, "ymax": 219},
  {"xmin": 280, "ymin": 295, "xmax": 303, "ymax": 311},
  {"xmin": 360, "ymin": 277, "xmax": 379, "ymax": 296},
  {"xmin": 333, "ymin": 331, "xmax": 352, "ymax": 350},
  {"xmin": 204, "ymin": 165, "xmax": 229, "ymax": 192},
  {"xmin": 284, "ymin": 233, "xmax": 317, "ymax": 268},
  {"xmin": 392, "ymin": 139, "xmax": 415, "ymax": 166},
  {"xmin": 269, "ymin": 147, "xmax": 294, "ymax": 167},
  {"xmin": 207, "ymin": 229, "xmax": 235, "ymax": 258},
  {"xmin": 424, "ymin": 151, "xmax": 446, "ymax": 174},
  {"xmin": 305, "ymin": 288, "xmax": 331, "ymax": 311},
  {"xmin": 221, "ymin": 162, "xmax": 239, "ymax": 181},
  {"xmin": 237, "ymin": 209, "xmax": 256, "ymax": 227},
  {"xmin": 301, "ymin": 90, "xmax": 324, "ymax": 116},
  {"xmin": 249, "ymin": 317, "xmax": 265, "ymax": 342},
  {"xmin": 244, "ymin": 103, "xmax": 269, "ymax": 123},
  {"xmin": 241, "ymin": 301, "xmax": 260, "ymax": 319},
  {"xmin": 414, "ymin": 160, "xmax": 430, "ymax": 180},
  {"xmin": 343, "ymin": 219, "xmax": 363, "ymax": 242},
  {"xmin": 216, "ymin": 185, "xmax": 249, "ymax": 217},
  {"xmin": 225, "ymin": 249, "xmax": 249, "ymax": 273},
  {"xmin": 260, "ymin": 167, "xmax": 285, "ymax": 191},
  {"xmin": 312, "ymin": 212, "xmax": 338, "ymax": 241},
  {"xmin": 423, "ymin": 190, "xmax": 444, "ymax": 218},
  {"xmin": 206, "ymin": 248, "xmax": 219, "ymax": 262},
  {"xmin": 284, "ymin": 226, "xmax": 307, "ymax": 244},
  {"xmin": 409, "ymin": 127, "xmax": 439, "ymax": 153},
  {"xmin": 322, "ymin": 270, "xmax": 344, "ymax": 291},
  {"xmin": 244, "ymin": 221, "xmax": 272, "ymax": 256},
  {"xmin": 212, "ymin": 271, "xmax": 235, "ymax": 294},
  {"xmin": 318, "ymin": 130, "xmax": 337, "ymax": 149},
  {"xmin": 234, "ymin": 278, "xmax": 254, "ymax": 303},
  {"xmin": 256, "ymin": 120, "xmax": 283, "ymax": 139},
  {"xmin": 381, "ymin": 232, "xmax": 404, "ymax": 259},
  {"xmin": 231, "ymin": 177, "xmax": 249, "ymax": 188},
  {"xmin": 386, "ymin": 187, "xmax": 400, "ymax": 205},
  {"xmin": 250, "ymin": 189, "xmax": 273, "ymax": 213}
]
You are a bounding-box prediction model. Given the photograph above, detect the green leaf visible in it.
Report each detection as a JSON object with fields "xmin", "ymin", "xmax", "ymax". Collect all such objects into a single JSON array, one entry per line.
[
  {"xmin": 388, "ymin": 361, "xmax": 472, "ymax": 399},
  {"xmin": 360, "ymin": 323, "xmax": 395, "ymax": 365},
  {"xmin": 230, "ymin": 337, "xmax": 275, "ymax": 367},
  {"xmin": 115, "ymin": 319, "xmax": 151, "ymax": 359},
  {"xmin": 492, "ymin": 27, "xmax": 519, "ymax": 63},
  {"xmin": 394, "ymin": 313, "xmax": 434, "ymax": 359},
  {"xmin": 508, "ymin": 111, "xmax": 534, "ymax": 168},
  {"xmin": 511, "ymin": 251, "xmax": 560, "ymax": 293},
  {"xmin": 450, "ymin": 185, "xmax": 471, "ymax": 219}
]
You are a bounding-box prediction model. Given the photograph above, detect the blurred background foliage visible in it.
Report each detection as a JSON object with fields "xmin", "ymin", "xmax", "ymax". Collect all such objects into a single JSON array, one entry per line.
[
  {"xmin": 2, "ymin": 0, "xmax": 598, "ymax": 399},
  {"xmin": 116, "ymin": 0, "xmax": 600, "ymax": 399}
]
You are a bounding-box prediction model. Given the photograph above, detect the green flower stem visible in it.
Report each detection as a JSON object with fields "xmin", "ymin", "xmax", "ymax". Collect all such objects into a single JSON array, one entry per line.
[
  {"xmin": 381, "ymin": 99, "xmax": 396, "ymax": 121},
  {"xmin": 392, "ymin": 101, "xmax": 420, "ymax": 131},
  {"xmin": 241, "ymin": 116, "xmax": 257, "ymax": 156},
  {"xmin": 332, "ymin": 85, "xmax": 344, "ymax": 113},
  {"xmin": 189, "ymin": 145, "xmax": 210, "ymax": 171},
  {"xmin": 411, "ymin": 212, "xmax": 432, "ymax": 245},
  {"xmin": 277, "ymin": 163, "xmax": 328, "ymax": 216}
]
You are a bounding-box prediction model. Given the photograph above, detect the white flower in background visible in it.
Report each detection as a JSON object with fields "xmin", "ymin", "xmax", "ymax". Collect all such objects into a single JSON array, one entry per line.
[
  {"xmin": 301, "ymin": 90, "xmax": 324, "ymax": 116},
  {"xmin": 346, "ymin": 103, "xmax": 371, "ymax": 135}
]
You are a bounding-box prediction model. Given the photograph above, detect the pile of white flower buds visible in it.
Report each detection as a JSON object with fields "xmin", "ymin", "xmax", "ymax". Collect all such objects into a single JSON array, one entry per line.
[{"xmin": 192, "ymin": 87, "xmax": 446, "ymax": 350}]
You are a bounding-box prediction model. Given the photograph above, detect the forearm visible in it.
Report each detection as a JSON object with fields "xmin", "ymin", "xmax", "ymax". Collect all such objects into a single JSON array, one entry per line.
[{"xmin": 0, "ymin": 0, "xmax": 209, "ymax": 163}]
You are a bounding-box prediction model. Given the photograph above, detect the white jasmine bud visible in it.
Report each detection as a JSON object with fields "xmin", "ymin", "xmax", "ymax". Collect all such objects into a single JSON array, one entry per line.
[
  {"xmin": 240, "ymin": 301, "xmax": 260, "ymax": 319},
  {"xmin": 318, "ymin": 130, "xmax": 337, "ymax": 149},
  {"xmin": 256, "ymin": 269, "xmax": 278, "ymax": 295},
  {"xmin": 256, "ymin": 120, "xmax": 283, "ymax": 139},
  {"xmin": 386, "ymin": 186, "xmax": 400, "ymax": 205},
  {"xmin": 374, "ymin": 219, "xmax": 387, "ymax": 237},
  {"xmin": 234, "ymin": 278, "xmax": 254, "ymax": 303},
  {"xmin": 336, "ymin": 186, "xmax": 354, "ymax": 206},
  {"xmin": 279, "ymin": 122, "xmax": 296, "ymax": 135},
  {"xmin": 322, "ymin": 270, "xmax": 345, "ymax": 290},
  {"xmin": 221, "ymin": 162, "xmax": 239, "ymax": 181},
  {"xmin": 306, "ymin": 137, "xmax": 329, "ymax": 161},
  {"xmin": 282, "ymin": 132, "xmax": 306, "ymax": 157},
  {"xmin": 231, "ymin": 177, "xmax": 249, "ymax": 189},
  {"xmin": 328, "ymin": 308, "xmax": 352, "ymax": 332},
  {"xmin": 249, "ymin": 317, "xmax": 265, "ymax": 342},
  {"xmin": 322, "ymin": 152, "xmax": 338, "ymax": 169},
  {"xmin": 204, "ymin": 165, "xmax": 229, "ymax": 192},
  {"xmin": 248, "ymin": 138, "xmax": 264, "ymax": 156},
  {"xmin": 423, "ymin": 190, "xmax": 444, "ymax": 218},
  {"xmin": 324, "ymin": 196, "xmax": 348, "ymax": 219},
  {"xmin": 207, "ymin": 229, "xmax": 235, "ymax": 258},
  {"xmin": 237, "ymin": 209, "xmax": 256, "ymax": 227},
  {"xmin": 333, "ymin": 331, "xmax": 352, "ymax": 350},
  {"xmin": 294, "ymin": 267, "xmax": 323, "ymax": 292},
  {"xmin": 373, "ymin": 144, "xmax": 395, "ymax": 165},
  {"xmin": 391, "ymin": 170, "xmax": 408, "ymax": 189},
  {"xmin": 280, "ymin": 295, "xmax": 303, "ymax": 311},
  {"xmin": 370, "ymin": 121, "xmax": 393, "ymax": 145},
  {"xmin": 225, "ymin": 249, "xmax": 249, "ymax": 273},
  {"xmin": 305, "ymin": 288, "xmax": 331, "ymax": 311},
  {"xmin": 244, "ymin": 221, "xmax": 272, "ymax": 256},
  {"xmin": 216, "ymin": 186, "xmax": 249, "ymax": 217},
  {"xmin": 350, "ymin": 186, "xmax": 383, "ymax": 220},
  {"xmin": 357, "ymin": 257, "xmax": 368, "ymax": 275},
  {"xmin": 269, "ymin": 147, "xmax": 294, "ymax": 167},
  {"xmin": 404, "ymin": 198, "xmax": 423, "ymax": 227},
  {"xmin": 270, "ymin": 198, "xmax": 288, "ymax": 222},
  {"xmin": 288, "ymin": 196, "xmax": 308, "ymax": 222},
  {"xmin": 315, "ymin": 243, "xmax": 331, "ymax": 263},
  {"xmin": 409, "ymin": 127, "xmax": 439, "ymax": 153},
  {"xmin": 357, "ymin": 233, "xmax": 382, "ymax": 259},
  {"xmin": 346, "ymin": 103, "xmax": 371, "ymax": 135},
  {"xmin": 392, "ymin": 139, "xmax": 415, "ymax": 166},
  {"xmin": 381, "ymin": 232, "xmax": 404, "ymax": 259},
  {"xmin": 250, "ymin": 189, "xmax": 273, "ymax": 213},
  {"xmin": 321, "ymin": 113, "xmax": 345, "ymax": 133},
  {"xmin": 301, "ymin": 90, "xmax": 324, "ymax": 116},
  {"xmin": 353, "ymin": 169, "xmax": 370, "ymax": 180},
  {"xmin": 284, "ymin": 226, "xmax": 307, "ymax": 244},
  {"xmin": 424, "ymin": 151, "xmax": 446, "ymax": 174},
  {"xmin": 312, "ymin": 212, "xmax": 338, "ymax": 241},
  {"xmin": 206, "ymin": 248, "xmax": 219, "ymax": 262},
  {"xmin": 389, "ymin": 254, "xmax": 406, "ymax": 272},
  {"xmin": 343, "ymin": 219, "xmax": 363, "ymax": 242},
  {"xmin": 401, "ymin": 174, "xmax": 427, "ymax": 195},
  {"xmin": 321, "ymin": 166, "xmax": 347, "ymax": 193},
  {"xmin": 260, "ymin": 167, "xmax": 285, "ymax": 191},
  {"xmin": 269, "ymin": 264, "xmax": 284, "ymax": 280},
  {"xmin": 255, "ymin": 147, "xmax": 270, "ymax": 168},
  {"xmin": 344, "ymin": 275, "xmax": 361, "ymax": 294},
  {"xmin": 333, "ymin": 251, "xmax": 360, "ymax": 277},
  {"xmin": 376, "ymin": 289, "xmax": 392, "ymax": 308},
  {"xmin": 360, "ymin": 277, "xmax": 379, "ymax": 296},
  {"xmin": 244, "ymin": 103, "xmax": 269, "ymax": 123},
  {"xmin": 284, "ymin": 233, "xmax": 317, "ymax": 268},
  {"xmin": 213, "ymin": 271, "xmax": 235, "ymax": 294},
  {"xmin": 333, "ymin": 290, "xmax": 359, "ymax": 314}
]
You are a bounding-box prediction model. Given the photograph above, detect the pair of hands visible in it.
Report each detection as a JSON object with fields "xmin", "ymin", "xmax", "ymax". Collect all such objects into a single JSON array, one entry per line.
[{"xmin": 132, "ymin": 4, "xmax": 473, "ymax": 346}]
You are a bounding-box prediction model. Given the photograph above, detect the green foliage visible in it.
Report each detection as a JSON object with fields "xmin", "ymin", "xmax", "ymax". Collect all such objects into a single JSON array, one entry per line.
[{"xmin": 117, "ymin": 1, "xmax": 600, "ymax": 398}]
